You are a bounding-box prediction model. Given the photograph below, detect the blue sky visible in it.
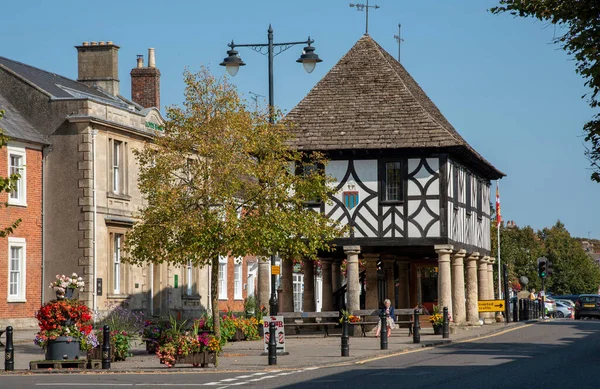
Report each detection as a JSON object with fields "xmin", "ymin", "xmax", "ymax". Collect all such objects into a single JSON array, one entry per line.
[{"xmin": 2, "ymin": 0, "xmax": 598, "ymax": 239}]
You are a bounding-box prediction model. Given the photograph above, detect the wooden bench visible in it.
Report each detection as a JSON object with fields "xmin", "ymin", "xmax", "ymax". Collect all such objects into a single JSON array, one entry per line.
[
  {"xmin": 351, "ymin": 309, "xmax": 422, "ymax": 337},
  {"xmin": 280, "ymin": 311, "xmax": 340, "ymax": 336}
]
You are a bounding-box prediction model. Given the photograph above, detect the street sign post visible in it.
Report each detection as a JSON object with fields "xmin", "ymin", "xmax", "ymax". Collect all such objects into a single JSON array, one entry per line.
[
  {"xmin": 478, "ymin": 300, "xmax": 506, "ymax": 312},
  {"xmin": 263, "ymin": 316, "xmax": 286, "ymax": 354}
]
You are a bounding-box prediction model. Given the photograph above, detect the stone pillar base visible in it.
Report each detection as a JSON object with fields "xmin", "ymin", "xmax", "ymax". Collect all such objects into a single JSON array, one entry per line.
[{"xmin": 483, "ymin": 317, "xmax": 494, "ymax": 325}]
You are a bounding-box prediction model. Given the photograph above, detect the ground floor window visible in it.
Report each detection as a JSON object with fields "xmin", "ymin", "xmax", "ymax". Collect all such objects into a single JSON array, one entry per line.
[
  {"xmin": 8, "ymin": 237, "xmax": 26, "ymax": 302},
  {"xmin": 416, "ymin": 265, "xmax": 438, "ymax": 311},
  {"xmin": 218, "ymin": 256, "xmax": 228, "ymax": 300},
  {"xmin": 293, "ymin": 273, "xmax": 304, "ymax": 312},
  {"xmin": 234, "ymin": 259, "xmax": 242, "ymax": 300}
]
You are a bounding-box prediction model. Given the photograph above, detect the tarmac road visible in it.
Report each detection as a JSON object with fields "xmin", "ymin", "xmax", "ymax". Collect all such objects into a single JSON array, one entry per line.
[{"xmin": 1, "ymin": 319, "xmax": 598, "ymax": 389}]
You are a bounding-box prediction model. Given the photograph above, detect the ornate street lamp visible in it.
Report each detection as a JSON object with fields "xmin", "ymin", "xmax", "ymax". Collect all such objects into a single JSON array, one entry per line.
[{"xmin": 220, "ymin": 25, "xmax": 322, "ymax": 316}]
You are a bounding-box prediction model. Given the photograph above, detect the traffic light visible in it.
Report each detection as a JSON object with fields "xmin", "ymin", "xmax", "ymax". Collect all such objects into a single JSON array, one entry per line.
[
  {"xmin": 547, "ymin": 260, "xmax": 553, "ymax": 276},
  {"xmin": 538, "ymin": 258, "xmax": 547, "ymax": 278}
]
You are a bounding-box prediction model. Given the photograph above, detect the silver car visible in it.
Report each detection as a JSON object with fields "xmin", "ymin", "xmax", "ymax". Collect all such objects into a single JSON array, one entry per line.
[{"xmin": 555, "ymin": 301, "xmax": 574, "ymax": 318}]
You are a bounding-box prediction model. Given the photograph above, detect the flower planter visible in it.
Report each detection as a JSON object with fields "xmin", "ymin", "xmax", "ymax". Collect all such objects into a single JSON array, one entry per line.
[
  {"xmin": 87, "ymin": 344, "xmax": 116, "ymax": 362},
  {"xmin": 146, "ymin": 340, "xmax": 158, "ymax": 354},
  {"xmin": 232, "ymin": 328, "xmax": 245, "ymax": 342},
  {"xmin": 56, "ymin": 287, "xmax": 77, "ymax": 300},
  {"xmin": 433, "ymin": 325, "xmax": 442, "ymax": 335},
  {"xmin": 45, "ymin": 337, "xmax": 81, "ymax": 361},
  {"xmin": 176, "ymin": 352, "xmax": 218, "ymax": 368}
]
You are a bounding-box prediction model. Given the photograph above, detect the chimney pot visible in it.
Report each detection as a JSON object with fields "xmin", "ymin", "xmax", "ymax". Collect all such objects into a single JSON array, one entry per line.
[
  {"xmin": 99, "ymin": 41, "xmax": 106, "ymax": 46},
  {"xmin": 136, "ymin": 55, "xmax": 144, "ymax": 69},
  {"xmin": 91, "ymin": 41, "xmax": 98, "ymax": 46},
  {"xmin": 83, "ymin": 41, "xmax": 90, "ymax": 46},
  {"xmin": 148, "ymin": 48, "xmax": 156, "ymax": 68},
  {"xmin": 107, "ymin": 41, "xmax": 113, "ymax": 45}
]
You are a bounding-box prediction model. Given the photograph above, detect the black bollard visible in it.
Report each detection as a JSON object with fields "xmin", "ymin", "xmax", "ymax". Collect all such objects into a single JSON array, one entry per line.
[
  {"xmin": 413, "ymin": 309, "xmax": 420, "ymax": 344},
  {"xmin": 102, "ymin": 325, "xmax": 111, "ymax": 369},
  {"xmin": 379, "ymin": 311, "xmax": 388, "ymax": 350},
  {"xmin": 268, "ymin": 322, "xmax": 277, "ymax": 365},
  {"xmin": 5, "ymin": 326, "xmax": 14, "ymax": 371},
  {"xmin": 341, "ymin": 316, "xmax": 349, "ymax": 357},
  {"xmin": 442, "ymin": 307, "xmax": 450, "ymax": 339}
]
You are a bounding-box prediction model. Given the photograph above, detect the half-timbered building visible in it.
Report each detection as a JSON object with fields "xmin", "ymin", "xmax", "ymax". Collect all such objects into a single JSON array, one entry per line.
[{"xmin": 283, "ymin": 35, "xmax": 504, "ymax": 326}]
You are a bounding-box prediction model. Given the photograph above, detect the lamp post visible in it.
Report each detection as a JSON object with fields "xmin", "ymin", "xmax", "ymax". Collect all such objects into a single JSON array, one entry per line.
[{"xmin": 221, "ymin": 25, "xmax": 322, "ymax": 316}]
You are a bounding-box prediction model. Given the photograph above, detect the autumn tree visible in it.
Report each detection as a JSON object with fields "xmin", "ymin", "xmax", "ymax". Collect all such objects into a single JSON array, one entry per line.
[
  {"xmin": 0, "ymin": 110, "xmax": 21, "ymax": 237},
  {"xmin": 123, "ymin": 69, "xmax": 343, "ymax": 338},
  {"xmin": 490, "ymin": 1, "xmax": 600, "ymax": 181}
]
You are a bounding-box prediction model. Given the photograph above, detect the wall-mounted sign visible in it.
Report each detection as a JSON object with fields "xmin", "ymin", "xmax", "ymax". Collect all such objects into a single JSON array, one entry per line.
[
  {"xmin": 96, "ymin": 278, "xmax": 102, "ymax": 296},
  {"xmin": 174, "ymin": 274, "xmax": 179, "ymax": 289},
  {"xmin": 145, "ymin": 121, "xmax": 164, "ymax": 131},
  {"xmin": 343, "ymin": 191, "xmax": 359, "ymax": 210}
]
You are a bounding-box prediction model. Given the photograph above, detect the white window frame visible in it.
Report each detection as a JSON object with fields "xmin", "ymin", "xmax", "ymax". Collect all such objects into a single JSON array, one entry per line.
[
  {"xmin": 113, "ymin": 234, "xmax": 123, "ymax": 294},
  {"xmin": 233, "ymin": 258, "xmax": 243, "ymax": 300},
  {"xmin": 186, "ymin": 260, "xmax": 193, "ymax": 296},
  {"xmin": 7, "ymin": 146, "xmax": 26, "ymax": 206},
  {"xmin": 113, "ymin": 140, "xmax": 122, "ymax": 194},
  {"xmin": 7, "ymin": 237, "xmax": 26, "ymax": 302},
  {"xmin": 218, "ymin": 255, "xmax": 228, "ymax": 300},
  {"xmin": 293, "ymin": 273, "xmax": 304, "ymax": 312}
]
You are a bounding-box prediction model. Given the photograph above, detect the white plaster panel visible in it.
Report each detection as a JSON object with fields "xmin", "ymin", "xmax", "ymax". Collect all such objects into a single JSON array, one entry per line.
[
  {"xmin": 326, "ymin": 160, "xmax": 349, "ymax": 189},
  {"xmin": 407, "ymin": 159, "xmax": 421, "ymax": 196},
  {"xmin": 426, "ymin": 221, "xmax": 440, "ymax": 238},
  {"xmin": 353, "ymin": 160, "xmax": 378, "ymax": 192},
  {"xmin": 407, "ymin": 221, "xmax": 420, "ymax": 238}
]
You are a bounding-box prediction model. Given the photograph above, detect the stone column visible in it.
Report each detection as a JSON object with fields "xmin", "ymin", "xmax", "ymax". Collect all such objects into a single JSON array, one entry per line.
[
  {"xmin": 487, "ymin": 258, "xmax": 497, "ymax": 322},
  {"xmin": 487, "ymin": 258, "xmax": 496, "ymax": 300},
  {"xmin": 345, "ymin": 246, "xmax": 361, "ymax": 312},
  {"xmin": 257, "ymin": 260, "xmax": 271, "ymax": 312},
  {"xmin": 465, "ymin": 252, "xmax": 480, "ymax": 325},
  {"xmin": 397, "ymin": 262, "xmax": 411, "ymax": 308},
  {"xmin": 302, "ymin": 259, "xmax": 316, "ymax": 312},
  {"xmin": 451, "ymin": 249, "xmax": 467, "ymax": 324},
  {"xmin": 364, "ymin": 254, "xmax": 380, "ymax": 310},
  {"xmin": 344, "ymin": 246, "xmax": 361, "ymax": 336},
  {"xmin": 435, "ymin": 245, "xmax": 454, "ymax": 318},
  {"xmin": 279, "ymin": 259, "xmax": 294, "ymax": 312},
  {"xmin": 478, "ymin": 256, "xmax": 490, "ymax": 321},
  {"xmin": 320, "ymin": 258, "xmax": 334, "ymax": 312},
  {"xmin": 382, "ymin": 257, "xmax": 397, "ymax": 308}
]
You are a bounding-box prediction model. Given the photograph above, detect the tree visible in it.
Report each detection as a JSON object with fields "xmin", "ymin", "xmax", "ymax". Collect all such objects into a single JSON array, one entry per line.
[
  {"xmin": 490, "ymin": 1, "xmax": 600, "ymax": 181},
  {"xmin": 492, "ymin": 220, "xmax": 600, "ymax": 294},
  {"xmin": 0, "ymin": 110, "xmax": 21, "ymax": 237},
  {"xmin": 123, "ymin": 68, "xmax": 344, "ymax": 338}
]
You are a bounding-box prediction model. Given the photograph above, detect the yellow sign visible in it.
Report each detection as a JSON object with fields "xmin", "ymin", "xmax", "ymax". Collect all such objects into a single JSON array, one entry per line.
[
  {"xmin": 271, "ymin": 265, "xmax": 280, "ymax": 275},
  {"xmin": 478, "ymin": 300, "xmax": 505, "ymax": 312}
]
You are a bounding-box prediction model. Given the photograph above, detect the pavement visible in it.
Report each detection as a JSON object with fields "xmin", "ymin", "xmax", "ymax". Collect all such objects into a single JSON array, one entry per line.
[
  {"xmin": 1, "ymin": 321, "xmax": 530, "ymax": 372},
  {"xmin": 0, "ymin": 319, "xmax": 595, "ymax": 389}
]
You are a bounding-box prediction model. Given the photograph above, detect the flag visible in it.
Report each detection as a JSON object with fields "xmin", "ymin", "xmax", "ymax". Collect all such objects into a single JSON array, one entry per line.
[{"xmin": 496, "ymin": 181, "xmax": 501, "ymax": 227}]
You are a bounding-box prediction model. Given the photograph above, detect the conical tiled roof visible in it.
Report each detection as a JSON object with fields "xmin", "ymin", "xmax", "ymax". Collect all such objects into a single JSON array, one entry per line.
[{"xmin": 287, "ymin": 35, "xmax": 503, "ymax": 179}]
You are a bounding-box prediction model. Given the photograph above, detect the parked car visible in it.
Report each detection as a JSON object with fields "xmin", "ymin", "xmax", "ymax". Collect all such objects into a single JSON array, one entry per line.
[
  {"xmin": 574, "ymin": 294, "xmax": 600, "ymax": 320},
  {"xmin": 555, "ymin": 301, "xmax": 573, "ymax": 318},
  {"xmin": 544, "ymin": 297, "xmax": 557, "ymax": 317},
  {"xmin": 550, "ymin": 294, "xmax": 580, "ymax": 303},
  {"xmin": 555, "ymin": 299, "xmax": 575, "ymax": 308}
]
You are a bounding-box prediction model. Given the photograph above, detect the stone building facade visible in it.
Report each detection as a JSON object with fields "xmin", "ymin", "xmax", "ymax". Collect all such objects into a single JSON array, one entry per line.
[
  {"xmin": 0, "ymin": 42, "xmax": 247, "ymax": 323},
  {"xmin": 279, "ymin": 35, "xmax": 505, "ymax": 327}
]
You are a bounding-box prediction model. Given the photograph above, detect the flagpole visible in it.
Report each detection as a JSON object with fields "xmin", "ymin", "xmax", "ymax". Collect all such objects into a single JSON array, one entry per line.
[{"xmin": 497, "ymin": 180, "xmax": 502, "ymax": 300}]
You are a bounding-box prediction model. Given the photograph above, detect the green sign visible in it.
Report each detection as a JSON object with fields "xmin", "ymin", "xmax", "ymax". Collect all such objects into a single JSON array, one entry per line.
[
  {"xmin": 174, "ymin": 274, "xmax": 179, "ymax": 289},
  {"xmin": 145, "ymin": 121, "xmax": 164, "ymax": 131}
]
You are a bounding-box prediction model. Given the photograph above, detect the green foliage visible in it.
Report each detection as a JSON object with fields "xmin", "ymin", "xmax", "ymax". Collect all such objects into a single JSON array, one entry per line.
[
  {"xmin": 490, "ymin": 1, "xmax": 600, "ymax": 181},
  {"xmin": 243, "ymin": 295, "xmax": 257, "ymax": 318},
  {"xmin": 0, "ymin": 110, "xmax": 22, "ymax": 237},
  {"xmin": 123, "ymin": 68, "xmax": 345, "ymax": 338},
  {"xmin": 492, "ymin": 221, "xmax": 600, "ymax": 294}
]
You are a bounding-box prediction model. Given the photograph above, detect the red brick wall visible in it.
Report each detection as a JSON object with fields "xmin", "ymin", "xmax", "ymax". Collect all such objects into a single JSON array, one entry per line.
[
  {"xmin": 218, "ymin": 256, "xmax": 250, "ymax": 312},
  {"xmin": 0, "ymin": 146, "xmax": 43, "ymax": 321},
  {"xmin": 130, "ymin": 68, "xmax": 160, "ymax": 109}
]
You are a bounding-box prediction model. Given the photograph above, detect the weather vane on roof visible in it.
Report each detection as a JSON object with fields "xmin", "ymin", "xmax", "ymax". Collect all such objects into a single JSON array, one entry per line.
[
  {"xmin": 394, "ymin": 23, "xmax": 404, "ymax": 63},
  {"xmin": 349, "ymin": 1, "xmax": 380, "ymax": 35}
]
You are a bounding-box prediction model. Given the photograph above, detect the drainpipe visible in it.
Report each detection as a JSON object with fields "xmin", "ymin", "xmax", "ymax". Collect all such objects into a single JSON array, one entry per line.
[
  {"xmin": 91, "ymin": 129, "xmax": 98, "ymax": 320},
  {"xmin": 149, "ymin": 264, "xmax": 154, "ymax": 316},
  {"xmin": 41, "ymin": 145, "xmax": 50, "ymax": 304}
]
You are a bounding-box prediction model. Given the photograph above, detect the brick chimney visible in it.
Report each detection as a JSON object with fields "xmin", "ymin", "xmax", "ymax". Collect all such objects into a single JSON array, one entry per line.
[
  {"xmin": 130, "ymin": 48, "xmax": 161, "ymax": 109},
  {"xmin": 75, "ymin": 41, "xmax": 120, "ymax": 95}
]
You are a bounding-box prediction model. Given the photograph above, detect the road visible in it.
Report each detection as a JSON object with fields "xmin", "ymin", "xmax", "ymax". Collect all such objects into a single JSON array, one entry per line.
[{"xmin": 2, "ymin": 320, "xmax": 599, "ymax": 389}]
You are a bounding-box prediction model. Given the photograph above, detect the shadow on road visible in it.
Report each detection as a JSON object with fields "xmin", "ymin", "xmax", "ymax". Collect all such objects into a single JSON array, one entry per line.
[{"xmin": 278, "ymin": 320, "xmax": 600, "ymax": 389}]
